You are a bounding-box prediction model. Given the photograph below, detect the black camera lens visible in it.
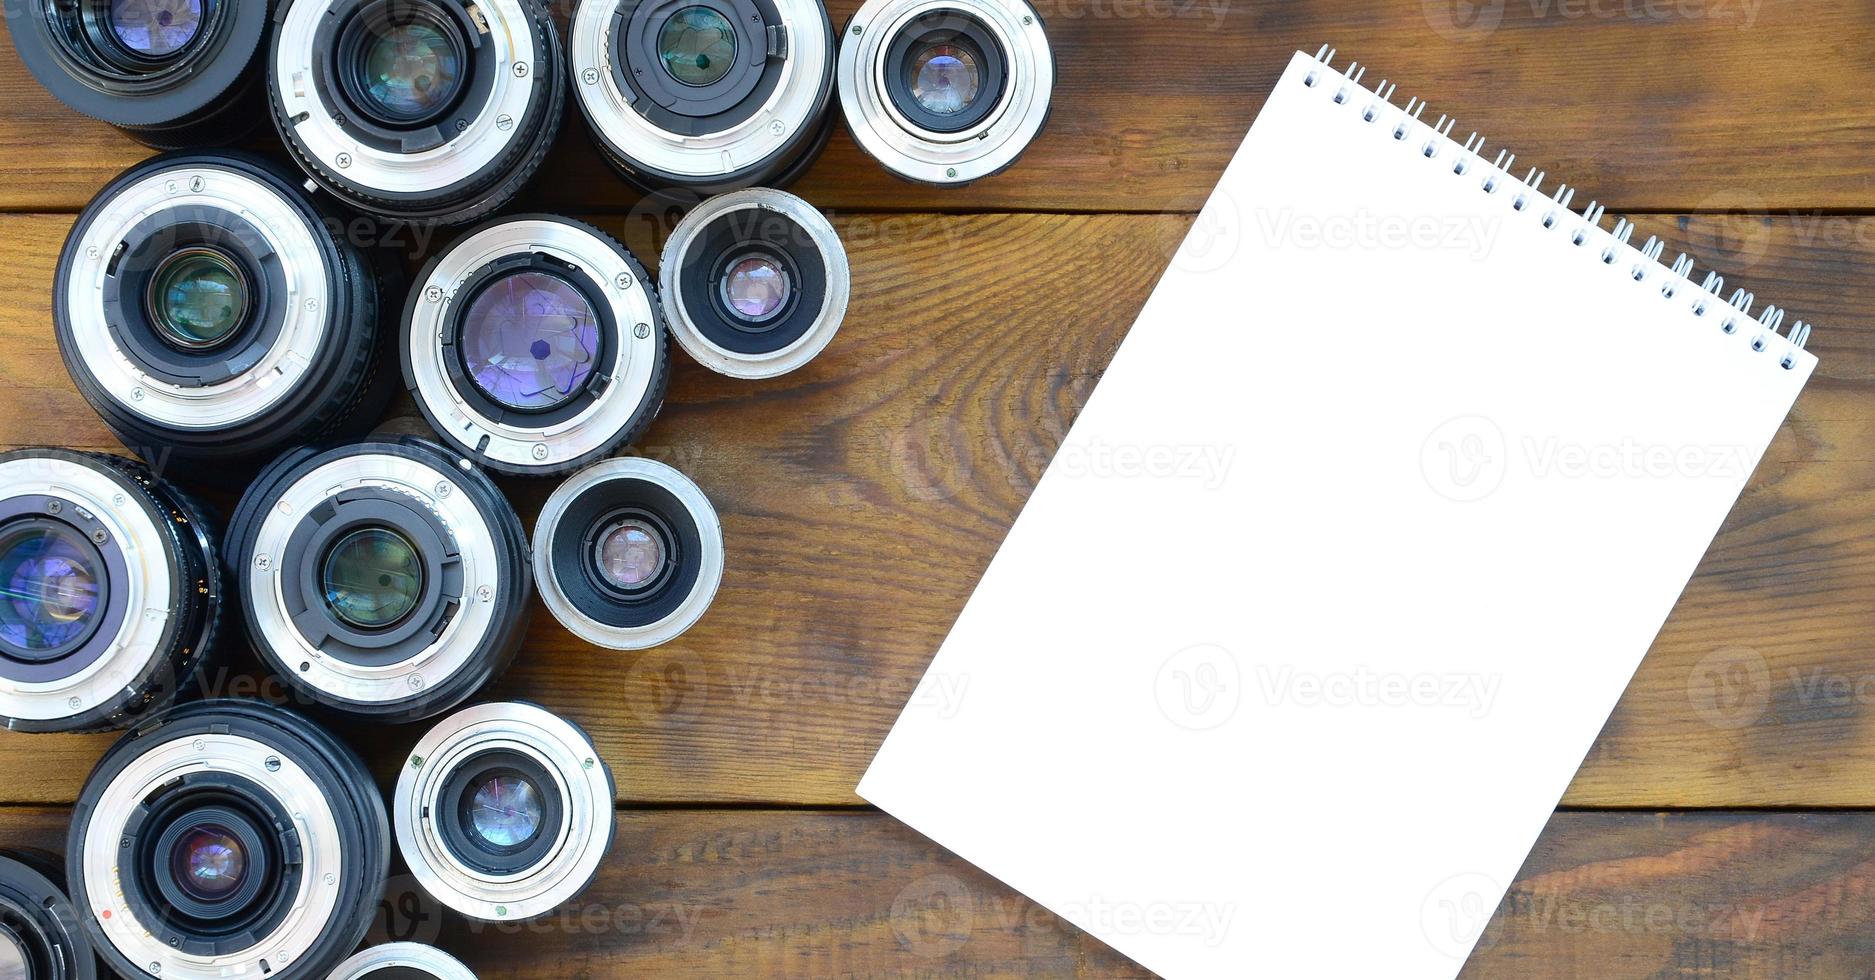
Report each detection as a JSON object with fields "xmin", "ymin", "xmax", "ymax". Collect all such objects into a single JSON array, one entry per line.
[
  {"xmin": 404, "ymin": 215, "xmax": 669, "ymax": 475},
  {"xmin": 270, "ymin": 0, "xmax": 567, "ymax": 225},
  {"xmin": 1, "ymin": 0, "xmax": 271, "ymax": 148},
  {"xmin": 534, "ymin": 458, "xmax": 722, "ymax": 649},
  {"xmin": 568, "ymin": 0, "xmax": 835, "ymax": 194},
  {"xmin": 658, "ymin": 188, "xmax": 847, "ymax": 379},
  {"xmin": 68, "ymin": 699, "xmax": 387, "ymax": 980},
  {"xmin": 227, "ymin": 438, "xmax": 531, "ymax": 722},
  {"xmin": 837, "ymin": 0, "xmax": 1052, "ymax": 185},
  {"xmin": 0, "ymin": 850, "xmax": 99, "ymax": 980},
  {"xmin": 55, "ymin": 152, "xmax": 393, "ymax": 474},
  {"xmin": 396, "ymin": 702, "xmax": 614, "ymax": 921},
  {"xmin": 330, "ymin": 943, "xmax": 475, "ymax": 979},
  {"xmin": 0, "ymin": 449, "xmax": 219, "ymax": 733}
]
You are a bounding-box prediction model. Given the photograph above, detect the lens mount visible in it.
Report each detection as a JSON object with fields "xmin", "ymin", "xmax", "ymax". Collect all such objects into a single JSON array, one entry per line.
[
  {"xmin": 534, "ymin": 457, "xmax": 723, "ymax": 650},
  {"xmin": 56, "ymin": 152, "xmax": 391, "ymax": 472},
  {"xmin": 2, "ymin": 0, "xmax": 271, "ymax": 147},
  {"xmin": 0, "ymin": 449, "xmax": 219, "ymax": 733},
  {"xmin": 271, "ymin": 0, "xmax": 566, "ymax": 224},
  {"xmin": 228, "ymin": 438, "xmax": 531, "ymax": 721},
  {"xmin": 405, "ymin": 216, "xmax": 669, "ymax": 475},
  {"xmin": 329, "ymin": 943, "xmax": 476, "ymax": 979},
  {"xmin": 837, "ymin": 0, "xmax": 1052, "ymax": 184},
  {"xmin": 396, "ymin": 702, "xmax": 614, "ymax": 921},
  {"xmin": 659, "ymin": 188, "xmax": 847, "ymax": 379},
  {"xmin": 0, "ymin": 850, "xmax": 99, "ymax": 980},
  {"xmin": 570, "ymin": 0, "xmax": 834, "ymax": 193},
  {"xmin": 69, "ymin": 699, "xmax": 388, "ymax": 980}
]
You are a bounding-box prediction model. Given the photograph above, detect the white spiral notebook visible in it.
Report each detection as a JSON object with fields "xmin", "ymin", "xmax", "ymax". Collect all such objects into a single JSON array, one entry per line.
[{"xmin": 859, "ymin": 47, "xmax": 1817, "ymax": 979}]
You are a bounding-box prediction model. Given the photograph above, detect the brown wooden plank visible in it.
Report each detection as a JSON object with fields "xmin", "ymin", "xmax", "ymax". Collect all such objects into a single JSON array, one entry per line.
[
  {"xmin": 5, "ymin": 2, "xmax": 1875, "ymax": 213},
  {"xmin": 4, "ymin": 806, "xmax": 1875, "ymax": 977},
  {"xmin": 0, "ymin": 207, "xmax": 1868, "ymax": 807}
]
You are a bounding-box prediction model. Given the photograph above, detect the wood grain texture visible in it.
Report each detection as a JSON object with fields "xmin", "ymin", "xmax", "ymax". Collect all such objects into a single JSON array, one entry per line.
[
  {"xmin": 4, "ymin": 1, "xmax": 1875, "ymax": 213},
  {"xmin": 5, "ymin": 806, "xmax": 1875, "ymax": 978},
  {"xmin": 0, "ymin": 207, "xmax": 1862, "ymax": 809}
]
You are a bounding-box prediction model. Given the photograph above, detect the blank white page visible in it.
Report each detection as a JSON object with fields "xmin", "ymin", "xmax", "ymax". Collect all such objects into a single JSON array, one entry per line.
[{"xmin": 859, "ymin": 49, "xmax": 1816, "ymax": 980}]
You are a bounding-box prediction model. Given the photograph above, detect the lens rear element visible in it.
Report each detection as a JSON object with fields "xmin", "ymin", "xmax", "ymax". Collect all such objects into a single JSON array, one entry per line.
[
  {"xmin": 321, "ymin": 526, "xmax": 426, "ymax": 631},
  {"xmin": 460, "ymin": 271, "xmax": 603, "ymax": 414},
  {"xmin": 0, "ymin": 523, "xmax": 103, "ymax": 655}
]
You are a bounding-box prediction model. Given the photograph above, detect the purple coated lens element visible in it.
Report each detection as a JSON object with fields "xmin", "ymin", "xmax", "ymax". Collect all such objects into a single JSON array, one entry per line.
[
  {"xmin": 0, "ymin": 526, "xmax": 100, "ymax": 652},
  {"xmin": 459, "ymin": 271, "xmax": 602, "ymax": 412},
  {"xmin": 171, "ymin": 824, "xmax": 246, "ymax": 901},
  {"xmin": 721, "ymin": 254, "xmax": 790, "ymax": 322},
  {"xmin": 109, "ymin": 0, "xmax": 206, "ymax": 57}
]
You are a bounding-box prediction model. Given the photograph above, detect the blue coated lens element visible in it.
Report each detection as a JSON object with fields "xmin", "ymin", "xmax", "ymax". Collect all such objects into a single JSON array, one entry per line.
[
  {"xmin": 170, "ymin": 824, "xmax": 247, "ymax": 902},
  {"xmin": 109, "ymin": 0, "xmax": 206, "ymax": 58},
  {"xmin": 469, "ymin": 773, "xmax": 544, "ymax": 848},
  {"xmin": 460, "ymin": 271, "xmax": 601, "ymax": 412},
  {"xmin": 360, "ymin": 20, "xmax": 463, "ymax": 119},
  {"xmin": 0, "ymin": 524, "xmax": 101, "ymax": 654}
]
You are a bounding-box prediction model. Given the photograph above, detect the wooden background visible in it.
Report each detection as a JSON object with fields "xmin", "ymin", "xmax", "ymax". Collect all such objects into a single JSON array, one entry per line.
[{"xmin": 2, "ymin": 0, "xmax": 1873, "ymax": 976}]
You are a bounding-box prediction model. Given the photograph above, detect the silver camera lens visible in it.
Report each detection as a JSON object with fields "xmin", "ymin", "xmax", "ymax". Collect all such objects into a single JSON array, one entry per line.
[
  {"xmin": 56, "ymin": 152, "xmax": 391, "ymax": 473},
  {"xmin": 569, "ymin": 0, "xmax": 835, "ymax": 194},
  {"xmin": 0, "ymin": 449, "xmax": 219, "ymax": 733},
  {"xmin": 395, "ymin": 702, "xmax": 614, "ymax": 922},
  {"xmin": 227, "ymin": 438, "xmax": 531, "ymax": 722},
  {"xmin": 404, "ymin": 216, "xmax": 669, "ymax": 476},
  {"xmin": 327, "ymin": 943, "xmax": 475, "ymax": 979},
  {"xmin": 659, "ymin": 188, "xmax": 847, "ymax": 379},
  {"xmin": 68, "ymin": 699, "xmax": 388, "ymax": 980},
  {"xmin": 534, "ymin": 457, "xmax": 723, "ymax": 650},
  {"xmin": 836, "ymin": 0, "xmax": 1052, "ymax": 185},
  {"xmin": 0, "ymin": 850, "xmax": 100, "ymax": 979},
  {"xmin": 269, "ymin": 0, "xmax": 567, "ymax": 225}
]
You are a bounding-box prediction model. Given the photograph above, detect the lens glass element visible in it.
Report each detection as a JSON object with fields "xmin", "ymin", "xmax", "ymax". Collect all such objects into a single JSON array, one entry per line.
[
  {"xmin": 722, "ymin": 254, "xmax": 790, "ymax": 322},
  {"xmin": 460, "ymin": 271, "xmax": 601, "ymax": 413},
  {"xmin": 321, "ymin": 527, "xmax": 424, "ymax": 630},
  {"xmin": 0, "ymin": 933, "xmax": 25, "ymax": 980},
  {"xmin": 657, "ymin": 6, "xmax": 737, "ymax": 88},
  {"xmin": 148, "ymin": 247, "xmax": 248, "ymax": 351},
  {"xmin": 595, "ymin": 518, "xmax": 666, "ymax": 590},
  {"xmin": 0, "ymin": 523, "xmax": 102, "ymax": 654},
  {"xmin": 359, "ymin": 20, "xmax": 463, "ymax": 120},
  {"xmin": 469, "ymin": 773, "xmax": 544, "ymax": 848},
  {"xmin": 909, "ymin": 41, "xmax": 981, "ymax": 116},
  {"xmin": 170, "ymin": 824, "xmax": 247, "ymax": 902},
  {"xmin": 109, "ymin": 0, "xmax": 206, "ymax": 58}
]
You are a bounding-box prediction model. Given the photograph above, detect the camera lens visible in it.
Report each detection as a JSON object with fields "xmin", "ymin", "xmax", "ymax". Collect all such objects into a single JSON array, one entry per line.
[
  {"xmin": 836, "ymin": 0, "xmax": 1053, "ymax": 185},
  {"xmin": 56, "ymin": 152, "xmax": 393, "ymax": 474},
  {"xmin": 534, "ymin": 458, "xmax": 722, "ymax": 650},
  {"xmin": 569, "ymin": 0, "xmax": 835, "ymax": 194},
  {"xmin": 270, "ymin": 0, "xmax": 567, "ymax": 225},
  {"xmin": 404, "ymin": 215, "xmax": 669, "ymax": 476},
  {"xmin": 329, "ymin": 943, "xmax": 476, "ymax": 979},
  {"xmin": 0, "ymin": 850, "xmax": 100, "ymax": 979},
  {"xmin": 227, "ymin": 438, "xmax": 531, "ymax": 722},
  {"xmin": 0, "ymin": 449, "xmax": 219, "ymax": 733},
  {"xmin": 396, "ymin": 702, "xmax": 614, "ymax": 921},
  {"xmin": 658, "ymin": 188, "xmax": 847, "ymax": 379},
  {"xmin": 0, "ymin": 0, "xmax": 271, "ymax": 148},
  {"xmin": 68, "ymin": 699, "xmax": 388, "ymax": 980}
]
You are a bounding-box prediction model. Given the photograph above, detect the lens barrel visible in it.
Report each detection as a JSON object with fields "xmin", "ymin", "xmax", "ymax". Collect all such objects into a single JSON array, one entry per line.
[
  {"xmin": 658, "ymin": 188, "xmax": 847, "ymax": 379},
  {"xmin": 227, "ymin": 438, "xmax": 531, "ymax": 722},
  {"xmin": 2, "ymin": 0, "xmax": 272, "ymax": 148},
  {"xmin": 329, "ymin": 943, "xmax": 477, "ymax": 979},
  {"xmin": 404, "ymin": 215, "xmax": 669, "ymax": 476},
  {"xmin": 836, "ymin": 0, "xmax": 1053, "ymax": 185},
  {"xmin": 55, "ymin": 152, "xmax": 394, "ymax": 474},
  {"xmin": 569, "ymin": 0, "xmax": 835, "ymax": 194},
  {"xmin": 0, "ymin": 850, "xmax": 99, "ymax": 979},
  {"xmin": 68, "ymin": 699, "xmax": 388, "ymax": 980},
  {"xmin": 0, "ymin": 449, "xmax": 219, "ymax": 733},
  {"xmin": 270, "ymin": 0, "xmax": 567, "ymax": 224},
  {"xmin": 395, "ymin": 702, "xmax": 615, "ymax": 922},
  {"xmin": 534, "ymin": 457, "xmax": 723, "ymax": 650}
]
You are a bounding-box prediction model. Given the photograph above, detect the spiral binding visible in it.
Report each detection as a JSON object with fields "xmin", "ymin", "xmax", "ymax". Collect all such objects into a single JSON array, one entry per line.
[{"xmin": 1303, "ymin": 46, "xmax": 1816, "ymax": 372}]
